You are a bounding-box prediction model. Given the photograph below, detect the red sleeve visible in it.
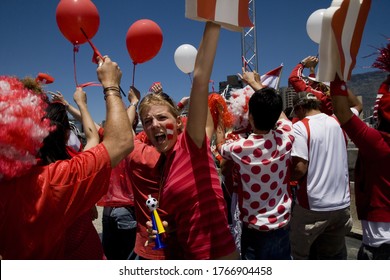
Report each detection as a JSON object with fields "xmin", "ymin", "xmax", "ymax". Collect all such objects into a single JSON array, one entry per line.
[
  {"xmin": 288, "ymin": 63, "xmax": 333, "ymax": 115},
  {"xmin": 288, "ymin": 63, "xmax": 307, "ymax": 92},
  {"xmin": 342, "ymin": 114, "xmax": 390, "ymax": 159}
]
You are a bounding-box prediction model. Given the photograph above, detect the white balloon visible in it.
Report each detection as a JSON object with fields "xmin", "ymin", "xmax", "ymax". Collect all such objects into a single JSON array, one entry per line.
[
  {"xmin": 306, "ymin": 9, "xmax": 326, "ymax": 44},
  {"xmin": 174, "ymin": 44, "xmax": 197, "ymax": 74}
]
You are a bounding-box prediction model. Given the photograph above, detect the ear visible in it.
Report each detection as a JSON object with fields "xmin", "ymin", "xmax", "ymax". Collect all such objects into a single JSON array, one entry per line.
[{"xmin": 176, "ymin": 115, "xmax": 184, "ymax": 131}]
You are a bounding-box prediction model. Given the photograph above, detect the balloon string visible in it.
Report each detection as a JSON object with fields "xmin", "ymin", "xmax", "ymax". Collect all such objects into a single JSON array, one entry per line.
[
  {"xmin": 187, "ymin": 73, "xmax": 193, "ymax": 85},
  {"xmin": 132, "ymin": 63, "xmax": 136, "ymax": 87},
  {"xmin": 80, "ymin": 28, "xmax": 103, "ymax": 64},
  {"xmin": 73, "ymin": 45, "xmax": 79, "ymax": 87},
  {"xmin": 78, "ymin": 28, "xmax": 126, "ymax": 97},
  {"xmin": 78, "ymin": 82, "xmax": 101, "ymax": 88}
]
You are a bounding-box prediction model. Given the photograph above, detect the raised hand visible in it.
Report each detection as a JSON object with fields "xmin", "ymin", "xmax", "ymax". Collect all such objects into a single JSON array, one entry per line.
[
  {"xmin": 73, "ymin": 87, "xmax": 87, "ymax": 106},
  {"xmin": 49, "ymin": 91, "xmax": 69, "ymax": 107}
]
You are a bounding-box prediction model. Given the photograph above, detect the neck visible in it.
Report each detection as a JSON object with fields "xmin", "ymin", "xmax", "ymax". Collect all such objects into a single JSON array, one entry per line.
[
  {"xmin": 252, "ymin": 128, "xmax": 270, "ymax": 135},
  {"xmin": 305, "ymin": 109, "xmax": 321, "ymax": 117}
]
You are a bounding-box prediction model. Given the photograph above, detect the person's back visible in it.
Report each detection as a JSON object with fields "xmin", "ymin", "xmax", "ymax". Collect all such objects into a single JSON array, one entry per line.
[
  {"xmin": 292, "ymin": 113, "xmax": 350, "ymax": 210},
  {"xmin": 290, "ymin": 92, "xmax": 352, "ymax": 260},
  {"xmin": 0, "ymin": 150, "xmax": 112, "ymax": 259},
  {"xmin": 0, "ymin": 57, "xmax": 133, "ymax": 259},
  {"xmin": 218, "ymin": 84, "xmax": 293, "ymax": 260}
]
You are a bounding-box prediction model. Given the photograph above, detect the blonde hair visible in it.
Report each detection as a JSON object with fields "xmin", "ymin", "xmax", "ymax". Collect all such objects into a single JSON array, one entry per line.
[{"xmin": 139, "ymin": 93, "xmax": 180, "ymax": 124}]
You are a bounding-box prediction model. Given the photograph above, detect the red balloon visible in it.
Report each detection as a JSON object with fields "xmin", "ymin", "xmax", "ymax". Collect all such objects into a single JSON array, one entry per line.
[
  {"xmin": 56, "ymin": 0, "xmax": 100, "ymax": 45},
  {"xmin": 126, "ymin": 19, "xmax": 163, "ymax": 64}
]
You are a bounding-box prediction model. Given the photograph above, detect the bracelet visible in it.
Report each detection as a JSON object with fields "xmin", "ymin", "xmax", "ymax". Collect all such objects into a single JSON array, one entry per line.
[
  {"xmin": 177, "ymin": 101, "xmax": 184, "ymax": 109},
  {"xmin": 103, "ymin": 86, "xmax": 120, "ymax": 94},
  {"xmin": 104, "ymin": 91, "xmax": 122, "ymax": 100}
]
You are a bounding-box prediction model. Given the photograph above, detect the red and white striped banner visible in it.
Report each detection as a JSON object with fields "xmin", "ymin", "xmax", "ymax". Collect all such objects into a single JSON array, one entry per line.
[
  {"xmin": 185, "ymin": 0, "xmax": 253, "ymax": 32},
  {"xmin": 317, "ymin": 0, "xmax": 371, "ymax": 82}
]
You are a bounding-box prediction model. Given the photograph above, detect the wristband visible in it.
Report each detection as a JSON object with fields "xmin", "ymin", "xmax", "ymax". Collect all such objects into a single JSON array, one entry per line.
[
  {"xmin": 215, "ymin": 154, "xmax": 223, "ymax": 163},
  {"xmin": 330, "ymin": 80, "xmax": 348, "ymax": 97},
  {"xmin": 177, "ymin": 101, "xmax": 184, "ymax": 109}
]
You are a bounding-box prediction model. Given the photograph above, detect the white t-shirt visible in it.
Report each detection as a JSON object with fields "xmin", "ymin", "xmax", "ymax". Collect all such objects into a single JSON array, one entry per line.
[
  {"xmin": 220, "ymin": 119, "xmax": 293, "ymax": 231},
  {"xmin": 292, "ymin": 113, "xmax": 350, "ymax": 211},
  {"xmin": 67, "ymin": 130, "xmax": 82, "ymax": 152},
  {"xmin": 362, "ymin": 220, "xmax": 390, "ymax": 247}
]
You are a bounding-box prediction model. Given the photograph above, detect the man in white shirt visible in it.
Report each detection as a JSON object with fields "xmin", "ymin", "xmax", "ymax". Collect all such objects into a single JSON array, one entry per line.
[{"xmin": 290, "ymin": 91, "xmax": 352, "ymax": 260}]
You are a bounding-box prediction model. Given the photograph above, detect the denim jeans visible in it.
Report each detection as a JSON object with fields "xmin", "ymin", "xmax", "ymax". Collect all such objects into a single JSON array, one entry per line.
[
  {"xmin": 241, "ymin": 225, "xmax": 292, "ymax": 260},
  {"xmin": 102, "ymin": 206, "xmax": 137, "ymax": 260}
]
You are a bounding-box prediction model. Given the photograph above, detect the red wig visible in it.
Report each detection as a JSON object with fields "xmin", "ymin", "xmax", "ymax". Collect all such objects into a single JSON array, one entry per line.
[
  {"xmin": 208, "ymin": 93, "xmax": 233, "ymax": 130},
  {"xmin": 0, "ymin": 76, "xmax": 52, "ymax": 181}
]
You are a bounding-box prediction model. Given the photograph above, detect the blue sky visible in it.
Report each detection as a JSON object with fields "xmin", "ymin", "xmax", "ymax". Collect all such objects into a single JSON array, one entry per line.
[{"xmin": 1, "ymin": 0, "xmax": 389, "ymax": 123}]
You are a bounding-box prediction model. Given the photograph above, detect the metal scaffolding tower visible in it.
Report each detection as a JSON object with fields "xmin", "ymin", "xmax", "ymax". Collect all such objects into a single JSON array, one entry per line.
[{"xmin": 241, "ymin": 0, "xmax": 257, "ymax": 72}]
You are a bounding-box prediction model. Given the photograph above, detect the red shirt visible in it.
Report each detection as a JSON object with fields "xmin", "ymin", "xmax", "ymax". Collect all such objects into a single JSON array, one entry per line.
[
  {"xmin": 342, "ymin": 115, "xmax": 390, "ymax": 222},
  {"xmin": 160, "ymin": 131, "xmax": 236, "ymax": 259},
  {"xmin": 125, "ymin": 139, "xmax": 165, "ymax": 259},
  {"xmin": 64, "ymin": 211, "xmax": 105, "ymax": 260},
  {"xmin": 127, "ymin": 132, "xmax": 236, "ymax": 259},
  {"xmin": 0, "ymin": 144, "xmax": 111, "ymax": 259},
  {"xmin": 97, "ymin": 159, "xmax": 134, "ymax": 207},
  {"xmin": 97, "ymin": 127, "xmax": 134, "ymax": 207}
]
